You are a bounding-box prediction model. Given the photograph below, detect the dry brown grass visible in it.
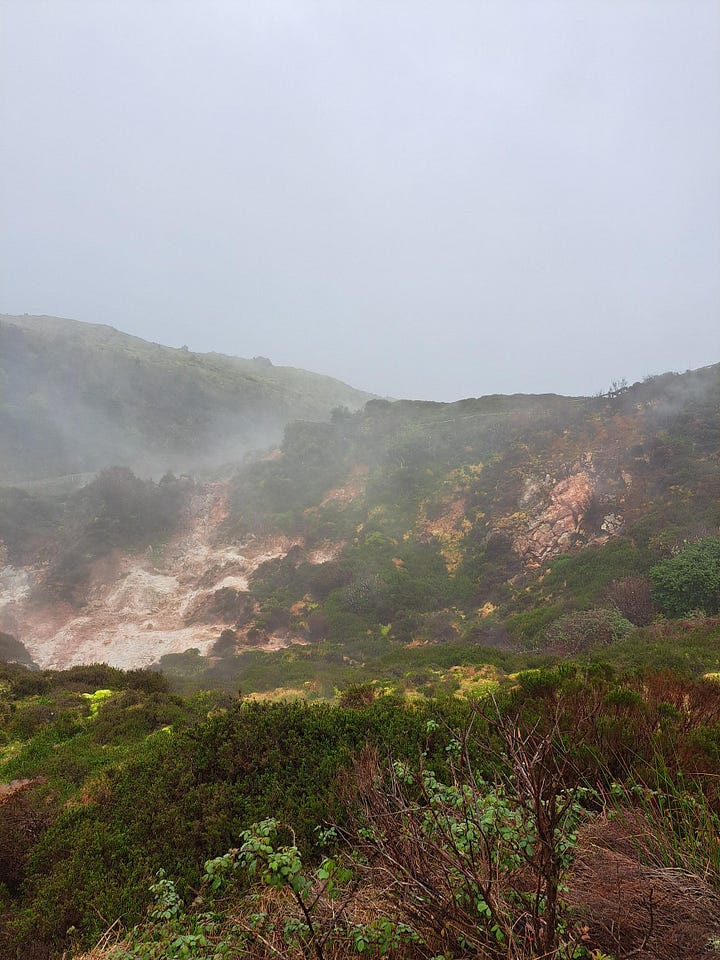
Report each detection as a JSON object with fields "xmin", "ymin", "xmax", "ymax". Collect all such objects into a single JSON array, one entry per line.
[{"xmin": 568, "ymin": 813, "xmax": 720, "ymax": 960}]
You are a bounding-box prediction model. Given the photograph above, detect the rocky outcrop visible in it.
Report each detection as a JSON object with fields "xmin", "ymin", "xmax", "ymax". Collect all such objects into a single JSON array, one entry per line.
[{"xmin": 495, "ymin": 454, "xmax": 628, "ymax": 567}]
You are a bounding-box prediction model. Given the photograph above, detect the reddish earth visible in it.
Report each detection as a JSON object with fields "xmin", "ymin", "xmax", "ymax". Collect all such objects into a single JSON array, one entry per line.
[
  {"xmin": 568, "ymin": 813, "xmax": 720, "ymax": 960},
  {"xmin": 0, "ymin": 778, "xmax": 44, "ymax": 803},
  {"xmin": 317, "ymin": 464, "xmax": 368, "ymax": 507},
  {"xmin": 0, "ymin": 453, "xmax": 636, "ymax": 669}
]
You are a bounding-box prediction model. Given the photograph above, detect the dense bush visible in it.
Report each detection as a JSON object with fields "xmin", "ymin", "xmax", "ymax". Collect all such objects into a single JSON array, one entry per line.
[
  {"xmin": 0, "ymin": 693, "xmax": 471, "ymax": 957},
  {"xmin": 0, "ymin": 633, "xmax": 35, "ymax": 667},
  {"xmin": 28, "ymin": 469, "xmax": 195, "ymax": 603},
  {"xmin": 540, "ymin": 540, "xmax": 643, "ymax": 608},
  {"xmin": 19, "ymin": 667, "xmax": 720, "ymax": 960},
  {"xmin": 543, "ymin": 607, "xmax": 635, "ymax": 654},
  {"xmin": 650, "ymin": 537, "xmax": 720, "ymax": 617},
  {"xmin": 4, "ymin": 660, "xmax": 720, "ymax": 958}
]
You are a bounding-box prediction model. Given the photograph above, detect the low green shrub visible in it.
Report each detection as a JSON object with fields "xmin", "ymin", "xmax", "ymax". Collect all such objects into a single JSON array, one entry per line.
[{"xmin": 544, "ymin": 607, "xmax": 634, "ymax": 654}]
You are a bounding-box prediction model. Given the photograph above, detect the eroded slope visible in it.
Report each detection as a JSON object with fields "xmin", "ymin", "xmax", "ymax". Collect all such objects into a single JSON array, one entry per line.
[{"xmin": 0, "ymin": 482, "xmax": 303, "ymax": 668}]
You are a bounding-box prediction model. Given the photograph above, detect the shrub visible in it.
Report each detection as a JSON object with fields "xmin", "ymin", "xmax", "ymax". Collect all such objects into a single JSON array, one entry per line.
[
  {"xmin": 506, "ymin": 604, "xmax": 564, "ymax": 643},
  {"xmin": 0, "ymin": 784, "xmax": 52, "ymax": 891},
  {"xmin": 0, "ymin": 632, "xmax": 35, "ymax": 666},
  {"xmin": 346, "ymin": 707, "xmax": 597, "ymax": 960},
  {"xmin": 420, "ymin": 608, "xmax": 459, "ymax": 644},
  {"xmin": 605, "ymin": 575, "xmax": 655, "ymax": 626},
  {"xmin": 544, "ymin": 607, "xmax": 634, "ymax": 654},
  {"xmin": 211, "ymin": 629, "xmax": 237, "ymax": 657},
  {"xmin": 90, "ymin": 690, "xmax": 190, "ymax": 745},
  {"xmin": 541, "ymin": 540, "xmax": 642, "ymax": 607},
  {"xmin": 650, "ymin": 537, "xmax": 720, "ymax": 617},
  {"xmin": 338, "ymin": 682, "xmax": 377, "ymax": 707}
]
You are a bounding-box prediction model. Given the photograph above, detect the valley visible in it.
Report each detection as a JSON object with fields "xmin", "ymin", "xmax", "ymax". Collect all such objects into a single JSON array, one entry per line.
[
  {"xmin": 1, "ymin": 318, "xmax": 719, "ymax": 960},
  {"xmin": 3, "ymin": 7, "xmax": 719, "ymax": 956},
  {"xmin": 2, "ymin": 356, "xmax": 718, "ymax": 695}
]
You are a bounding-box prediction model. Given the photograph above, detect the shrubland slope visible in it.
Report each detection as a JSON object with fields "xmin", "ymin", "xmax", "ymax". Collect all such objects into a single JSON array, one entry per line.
[{"xmin": 2, "ymin": 661, "xmax": 720, "ymax": 959}]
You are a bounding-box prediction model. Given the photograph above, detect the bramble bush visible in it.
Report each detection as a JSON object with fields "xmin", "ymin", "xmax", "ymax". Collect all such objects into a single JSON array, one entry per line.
[{"xmin": 345, "ymin": 706, "xmax": 599, "ymax": 960}]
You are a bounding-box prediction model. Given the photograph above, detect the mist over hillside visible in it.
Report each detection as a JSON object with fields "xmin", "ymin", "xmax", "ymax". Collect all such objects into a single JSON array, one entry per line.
[
  {"xmin": 2, "ymin": 5, "xmax": 719, "ymax": 957},
  {"xmin": 2, "ymin": 342, "xmax": 720, "ymax": 960},
  {"xmin": 1, "ymin": 358, "xmax": 718, "ymax": 679},
  {"xmin": 0, "ymin": 314, "xmax": 373, "ymax": 483}
]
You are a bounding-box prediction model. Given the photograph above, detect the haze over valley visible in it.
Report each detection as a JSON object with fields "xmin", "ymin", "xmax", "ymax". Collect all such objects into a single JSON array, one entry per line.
[
  {"xmin": 1, "ymin": 314, "xmax": 717, "ymax": 685},
  {"xmin": 1, "ymin": 4, "xmax": 720, "ymax": 959}
]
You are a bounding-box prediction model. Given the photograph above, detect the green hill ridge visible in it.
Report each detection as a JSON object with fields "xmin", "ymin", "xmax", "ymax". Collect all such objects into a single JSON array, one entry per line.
[{"xmin": 0, "ymin": 314, "xmax": 373, "ymax": 483}]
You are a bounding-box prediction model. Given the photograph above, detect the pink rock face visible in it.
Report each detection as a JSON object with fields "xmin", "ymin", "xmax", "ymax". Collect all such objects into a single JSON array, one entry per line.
[{"xmin": 504, "ymin": 460, "xmax": 624, "ymax": 567}]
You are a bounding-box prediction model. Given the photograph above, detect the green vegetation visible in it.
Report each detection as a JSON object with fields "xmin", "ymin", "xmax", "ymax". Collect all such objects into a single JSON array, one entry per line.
[
  {"xmin": 1, "ymin": 357, "xmax": 720, "ymax": 955},
  {"xmin": 650, "ymin": 536, "xmax": 720, "ymax": 617},
  {"xmin": 3, "ymin": 659, "xmax": 720, "ymax": 958},
  {"xmin": 3, "ymin": 360, "xmax": 719, "ymax": 696},
  {"xmin": 542, "ymin": 607, "xmax": 634, "ymax": 654},
  {"xmin": 0, "ymin": 633, "xmax": 35, "ymax": 667},
  {"xmin": 1, "ymin": 468, "xmax": 194, "ymax": 603},
  {"xmin": 152, "ymin": 362, "xmax": 720, "ymax": 695}
]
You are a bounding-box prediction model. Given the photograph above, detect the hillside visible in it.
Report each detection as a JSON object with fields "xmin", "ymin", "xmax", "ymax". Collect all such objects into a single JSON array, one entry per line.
[
  {"xmin": 1, "ymin": 362, "xmax": 718, "ymax": 687},
  {"xmin": 0, "ymin": 314, "xmax": 373, "ymax": 483},
  {"xmin": 2, "ymin": 362, "xmax": 720, "ymax": 960}
]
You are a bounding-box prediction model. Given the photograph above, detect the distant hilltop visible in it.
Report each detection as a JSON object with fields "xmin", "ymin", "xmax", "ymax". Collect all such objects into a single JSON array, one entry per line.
[{"xmin": 0, "ymin": 314, "xmax": 374, "ymax": 483}]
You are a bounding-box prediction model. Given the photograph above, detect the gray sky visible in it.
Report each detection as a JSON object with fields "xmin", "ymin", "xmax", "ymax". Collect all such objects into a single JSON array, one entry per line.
[{"xmin": 1, "ymin": 0, "xmax": 719, "ymax": 400}]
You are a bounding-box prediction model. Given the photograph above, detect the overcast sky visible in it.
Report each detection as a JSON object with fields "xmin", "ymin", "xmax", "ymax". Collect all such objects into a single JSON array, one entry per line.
[{"xmin": 1, "ymin": 1, "xmax": 718, "ymax": 400}]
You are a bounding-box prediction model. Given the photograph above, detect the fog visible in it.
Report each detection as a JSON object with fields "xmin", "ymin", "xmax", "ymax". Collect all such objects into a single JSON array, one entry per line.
[
  {"xmin": 1, "ymin": 1, "xmax": 718, "ymax": 400},
  {"xmin": 0, "ymin": 313, "xmax": 374, "ymax": 483}
]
